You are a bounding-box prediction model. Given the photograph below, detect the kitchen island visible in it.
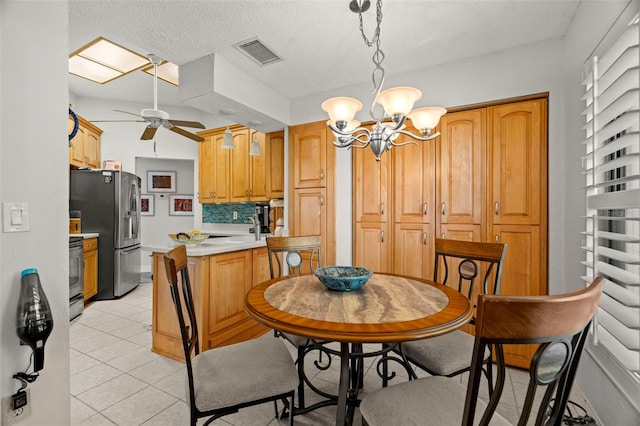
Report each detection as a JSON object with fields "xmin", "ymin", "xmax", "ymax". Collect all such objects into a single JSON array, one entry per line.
[{"xmin": 145, "ymin": 235, "xmax": 272, "ymax": 361}]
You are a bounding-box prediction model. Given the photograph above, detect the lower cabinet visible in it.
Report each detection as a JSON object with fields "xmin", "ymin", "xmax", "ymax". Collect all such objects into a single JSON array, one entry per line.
[
  {"xmin": 151, "ymin": 248, "xmax": 270, "ymax": 362},
  {"xmin": 83, "ymin": 238, "xmax": 98, "ymax": 302}
]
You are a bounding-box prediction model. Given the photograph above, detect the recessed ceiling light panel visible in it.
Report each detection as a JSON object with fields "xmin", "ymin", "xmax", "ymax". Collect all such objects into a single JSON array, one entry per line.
[{"xmin": 69, "ymin": 37, "xmax": 149, "ymax": 84}]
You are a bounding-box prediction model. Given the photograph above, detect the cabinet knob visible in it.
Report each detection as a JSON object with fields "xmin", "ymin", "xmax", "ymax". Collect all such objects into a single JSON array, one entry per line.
[
  {"xmin": 381, "ymin": 231, "xmax": 385, "ymax": 243},
  {"xmin": 320, "ymin": 195, "xmax": 324, "ymax": 206},
  {"xmin": 423, "ymin": 232, "xmax": 427, "ymax": 245},
  {"xmin": 495, "ymin": 202, "xmax": 500, "ymax": 215},
  {"xmin": 441, "ymin": 202, "xmax": 446, "ymax": 215},
  {"xmin": 381, "ymin": 203, "xmax": 385, "ymax": 215},
  {"xmin": 495, "ymin": 235, "xmax": 499, "ymax": 243},
  {"xmin": 320, "ymin": 169, "xmax": 325, "ymax": 181},
  {"xmin": 423, "ymin": 203, "xmax": 428, "ymax": 216}
]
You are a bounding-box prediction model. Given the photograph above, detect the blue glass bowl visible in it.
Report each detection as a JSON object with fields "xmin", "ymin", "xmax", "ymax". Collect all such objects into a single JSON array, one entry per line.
[{"xmin": 314, "ymin": 266, "xmax": 373, "ymax": 292}]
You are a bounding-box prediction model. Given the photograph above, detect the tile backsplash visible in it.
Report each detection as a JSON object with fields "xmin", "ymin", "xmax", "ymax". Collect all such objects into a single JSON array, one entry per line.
[{"xmin": 202, "ymin": 203, "xmax": 256, "ymax": 224}]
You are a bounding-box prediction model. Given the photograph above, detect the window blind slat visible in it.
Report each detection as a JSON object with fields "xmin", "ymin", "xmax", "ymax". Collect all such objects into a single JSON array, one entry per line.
[
  {"xmin": 595, "ymin": 110, "xmax": 639, "ymax": 142},
  {"xmin": 597, "ymin": 245, "xmax": 640, "ymax": 264},
  {"xmin": 596, "ymin": 325, "xmax": 640, "ymax": 371},
  {"xmin": 604, "ymin": 278, "xmax": 640, "ymax": 308},
  {"xmin": 588, "ymin": 189, "xmax": 640, "ymax": 209},
  {"xmin": 598, "ymin": 307, "xmax": 639, "ymax": 348},
  {"xmin": 597, "ymin": 261, "xmax": 640, "ymax": 285},
  {"xmin": 598, "ymin": 47, "xmax": 639, "ymax": 93},
  {"xmin": 598, "ymin": 68, "xmax": 639, "ymax": 112},
  {"xmin": 596, "ymin": 90, "xmax": 639, "ymax": 127},
  {"xmin": 598, "ymin": 25, "xmax": 640, "ymax": 74}
]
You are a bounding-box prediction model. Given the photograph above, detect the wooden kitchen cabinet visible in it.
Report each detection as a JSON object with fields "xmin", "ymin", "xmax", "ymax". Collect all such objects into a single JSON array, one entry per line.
[
  {"xmin": 69, "ymin": 115, "xmax": 102, "ymax": 169},
  {"xmin": 252, "ymin": 247, "xmax": 271, "ymax": 286},
  {"xmin": 265, "ymin": 130, "xmax": 285, "ymax": 199},
  {"xmin": 354, "ymin": 144, "xmax": 391, "ymax": 223},
  {"xmin": 351, "ymin": 94, "xmax": 548, "ymax": 367},
  {"xmin": 289, "ymin": 121, "xmax": 336, "ymax": 265},
  {"xmin": 290, "ymin": 121, "xmax": 327, "ymax": 189},
  {"xmin": 152, "ymin": 247, "xmax": 269, "ymax": 362},
  {"xmin": 83, "ymin": 237, "xmax": 98, "ymax": 301},
  {"xmin": 198, "ymin": 125, "xmax": 269, "ymax": 203}
]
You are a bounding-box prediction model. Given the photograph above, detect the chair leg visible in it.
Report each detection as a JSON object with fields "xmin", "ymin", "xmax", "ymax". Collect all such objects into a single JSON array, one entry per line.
[
  {"xmin": 289, "ymin": 391, "xmax": 295, "ymax": 426},
  {"xmin": 297, "ymin": 345, "xmax": 306, "ymax": 409},
  {"xmin": 485, "ymin": 357, "xmax": 494, "ymax": 396}
]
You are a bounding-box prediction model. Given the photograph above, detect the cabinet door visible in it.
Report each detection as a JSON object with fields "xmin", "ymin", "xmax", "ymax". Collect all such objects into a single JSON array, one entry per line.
[
  {"xmin": 84, "ymin": 128, "xmax": 101, "ymax": 169},
  {"xmin": 392, "ymin": 126, "xmax": 434, "ymax": 224},
  {"xmin": 83, "ymin": 241, "xmax": 98, "ymax": 301},
  {"xmin": 392, "ymin": 223, "xmax": 432, "ymax": 279},
  {"xmin": 354, "ymin": 221, "xmax": 391, "ymax": 273},
  {"xmin": 69, "ymin": 125, "xmax": 86, "ymax": 168},
  {"xmin": 208, "ymin": 250, "xmax": 252, "ymax": 335},
  {"xmin": 354, "ymin": 145, "xmax": 391, "ymax": 223},
  {"xmin": 249, "ymin": 131, "xmax": 267, "ymax": 201},
  {"xmin": 230, "ymin": 128, "xmax": 250, "ymax": 202},
  {"xmin": 212, "ymin": 131, "xmax": 231, "ymax": 202},
  {"xmin": 491, "ymin": 224, "xmax": 543, "ymax": 368},
  {"xmin": 291, "ymin": 187, "xmax": 327, "ymax": 239},
  {"xmin": 266, "ymin": 130, "xmax": 285, "ymax": 199},
  {"xmin": 489, "ymin": 100, "xmax": 546, "ymax": 225},
  {"xmin": 438, "ymin": 109, "xmax": 484, "ymax": 225},
  {"xmin": 252, "ymin": 247, "xmax": 271, "ymax": 286},
  {"xmin": 198, "ymin": 134, "xmax": 216, "ymax": 203},
  {"xmin": 439, "ymin": 224, "xmax": 483, "ymax": 242},
  {"xmin": 290, "ymin": 122, "xmax": 327, "ymax": 188}
]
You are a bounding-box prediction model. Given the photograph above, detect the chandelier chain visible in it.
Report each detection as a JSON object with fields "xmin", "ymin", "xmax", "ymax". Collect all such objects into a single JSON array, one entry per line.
[{"xmin": 357, "ymin": 0, "xmax": 386, "ymax": 121}]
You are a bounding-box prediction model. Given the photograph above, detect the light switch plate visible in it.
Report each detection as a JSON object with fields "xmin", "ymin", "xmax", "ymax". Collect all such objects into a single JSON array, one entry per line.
[{"xmin": 2, "ymin": 202, "xmax": 30, "ymax": 233}]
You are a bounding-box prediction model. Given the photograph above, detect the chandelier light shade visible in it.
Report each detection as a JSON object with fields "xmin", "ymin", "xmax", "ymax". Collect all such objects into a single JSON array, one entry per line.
[
  {"xmin": 220, "ymin": 126, "xmax": 235, "ymax": 149},
  {"xmin": 323, "ymin": 0, "xmax": 446, "ymax": 161},
  {"xmin": 249, "ymin": 136, "xmax": 262, "ymax": 156}
]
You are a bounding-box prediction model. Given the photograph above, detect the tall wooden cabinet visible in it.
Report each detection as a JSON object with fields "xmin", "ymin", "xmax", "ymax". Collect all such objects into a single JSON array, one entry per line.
[
  {"xmin": 83, "ymin": 237, "xmax": 98, "ymax": 301},
  {"xmin": 353, "ymin": 95, "xmax": 548, "ymax": 368},
  {"xmin": 69, "ymin": 115, "xmax": 102, "ymax": 169},
  {"xmin": 289, "ymin": 121, "xmax": 335, "ymax": 265}
]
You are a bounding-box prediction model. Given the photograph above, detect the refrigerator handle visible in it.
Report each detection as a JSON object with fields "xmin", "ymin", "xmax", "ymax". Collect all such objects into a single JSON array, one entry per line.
[{"xmin": 130, "ymin": 182, "xmax": 139, "ymax": 239}]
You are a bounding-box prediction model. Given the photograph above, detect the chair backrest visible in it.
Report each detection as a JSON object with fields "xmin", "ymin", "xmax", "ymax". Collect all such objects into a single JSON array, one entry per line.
[
  {"xmin": 463, "ymin": 277, "xmax": 604, "ymax": 426},
  {"xmin": 266, "ymin": 235, "xmax": 322, "ymax": 278},
  {"xmin": 163, "ymin": 245, "xmax": 199, "ymax": 396},
  {"xmin": 433, "ymin": 238, "xmax": 507, "ymax": 300}
]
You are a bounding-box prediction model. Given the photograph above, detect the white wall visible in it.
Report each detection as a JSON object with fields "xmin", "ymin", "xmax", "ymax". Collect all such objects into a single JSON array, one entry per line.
[
  {"xmin": 136, "ymin": 157, "xmax": 195, "ymax": 273},
  {"xmin": 1, "ymin": 1, "xmax": 70, "ymax": 424}
]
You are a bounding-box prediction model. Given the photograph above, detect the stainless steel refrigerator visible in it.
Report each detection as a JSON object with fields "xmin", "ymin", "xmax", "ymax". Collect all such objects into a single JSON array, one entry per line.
[{"xmin": 70, "ymin": 170, "xmax": 141, "ymax": 300}]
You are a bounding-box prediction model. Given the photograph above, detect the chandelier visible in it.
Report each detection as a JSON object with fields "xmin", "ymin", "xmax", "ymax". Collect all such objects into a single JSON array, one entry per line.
[{"xmin": 322, "ymin": 0, "xmax": 447, "ymax": 161}]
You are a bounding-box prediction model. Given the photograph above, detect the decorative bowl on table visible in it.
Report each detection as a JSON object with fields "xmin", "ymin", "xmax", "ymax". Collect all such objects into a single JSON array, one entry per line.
[
  {"xmin": 168, "ymin": 232, "xmax": 209, "ymax": 246},
  {"xmin": 313, "ymin": 266, "xmax": 373, "ymax": 292}
]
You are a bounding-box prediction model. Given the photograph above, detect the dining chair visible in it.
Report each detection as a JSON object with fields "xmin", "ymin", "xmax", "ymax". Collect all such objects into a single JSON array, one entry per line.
[
  {"xmin": 265, "ymin": 235, "xmax": 334, "ymax": 410},
  {"xmin": 391, "ymin": 238, "xmax": 507, "ymax": 394},
  {"xmin": 361, "ymin": 277, "xmax": 604, "ymax": 426},
  {"xmin": 163, "ymin": 245, "xmax": 298, "ymax": 426}
]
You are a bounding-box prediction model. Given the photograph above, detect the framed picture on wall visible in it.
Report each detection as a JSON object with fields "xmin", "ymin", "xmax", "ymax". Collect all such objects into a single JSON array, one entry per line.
[
  {"xmin": 147, "ymin": 171, "xmax": 176, "ymax": 193},
  {"xmin": 140, "ymin": 194, "xmax": 154, "ymax": 216},
  {"xmin": 169, "ymin": 195, "xmax": 194, "ymax": 216}
]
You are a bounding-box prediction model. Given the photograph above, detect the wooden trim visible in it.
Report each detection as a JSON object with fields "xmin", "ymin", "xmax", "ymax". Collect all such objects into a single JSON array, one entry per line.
[
  {"xmin": 444, "ymin": 92, "xmax": 549, "ymax": 114},
  {"xmin": 77, "ymin": 115, "xmax": 103, "ymax": 135}
]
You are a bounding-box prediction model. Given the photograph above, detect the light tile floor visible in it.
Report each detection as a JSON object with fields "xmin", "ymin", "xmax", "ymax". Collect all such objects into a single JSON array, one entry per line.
[{"xmin": 70, "ymin": 280, "xmax": 583, "ymax": 425}]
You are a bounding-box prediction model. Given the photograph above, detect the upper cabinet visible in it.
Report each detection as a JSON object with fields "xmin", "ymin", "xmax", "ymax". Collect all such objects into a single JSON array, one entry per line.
[
  {"xmin": 265, "ymin": 130, "xmax": 285, "ymax": 199},
  {"xmin": 198, "ymin": 125, "xmax": 282, "ymax": 204},
  {"xmin": 291, "ymin": 121, "xmax": 327, "ymax": 189},
  {"xmin": 69, "ymin": 115, "xmax": 102, "ymax": 169}
]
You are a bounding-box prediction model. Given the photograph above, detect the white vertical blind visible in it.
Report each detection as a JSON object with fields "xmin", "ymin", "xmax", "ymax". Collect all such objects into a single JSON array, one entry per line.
[{"xmin": 582, "ymin": 17, "xmax": 640, "ymax": 376}]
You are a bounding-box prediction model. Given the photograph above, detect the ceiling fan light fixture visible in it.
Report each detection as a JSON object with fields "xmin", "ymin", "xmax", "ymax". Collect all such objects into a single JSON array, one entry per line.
[{"xmin": 221, "ymin": 127, "xmax": 235, "ymax": 149}]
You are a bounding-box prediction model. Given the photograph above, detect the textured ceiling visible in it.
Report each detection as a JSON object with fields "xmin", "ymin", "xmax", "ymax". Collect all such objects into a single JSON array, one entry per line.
[{"xmin": 69, "ymin": 0, "xmax": 580, "ymax": 110}]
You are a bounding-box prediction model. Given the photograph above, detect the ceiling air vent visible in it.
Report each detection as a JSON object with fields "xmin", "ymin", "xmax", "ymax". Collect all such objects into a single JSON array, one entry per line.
[{"xmin": 234, "ymin": 37, "xmax": 282, "ymax": 66}]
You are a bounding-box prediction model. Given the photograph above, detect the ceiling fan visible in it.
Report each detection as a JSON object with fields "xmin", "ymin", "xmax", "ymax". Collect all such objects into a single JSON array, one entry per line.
[{"xmin": 92, "ymin": 54, "xmax": 205, "ymax": 142}]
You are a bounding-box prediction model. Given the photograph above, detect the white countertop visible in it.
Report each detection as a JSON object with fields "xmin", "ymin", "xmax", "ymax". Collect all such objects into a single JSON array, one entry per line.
[
  {"xmin": 142, "ymin": 234, "xmax": 269, "ymax": 256},
  {"xmin": 72, "ymin": 233, "xmax": 99, "ymax": 239}
]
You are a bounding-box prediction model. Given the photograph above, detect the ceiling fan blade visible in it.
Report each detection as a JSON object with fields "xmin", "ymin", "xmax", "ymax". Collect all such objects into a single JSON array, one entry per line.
[
  {"xmin": 168, "ymin": 119, "xmax": 206, "ymax": 129},
  {"xmin": 169, "ymin": 126, "xmax": 204, "ymax": 142},
  {"xmin": 141, "ymin": 126, "xmax": 158, "ymax": 140},
  {"xmin": 115, "ymin": 109, "xmax": 143, "ymax": 118},
  {"xmin": 90, "ymin": 119, "xmax": 146, "ymax": 123}
]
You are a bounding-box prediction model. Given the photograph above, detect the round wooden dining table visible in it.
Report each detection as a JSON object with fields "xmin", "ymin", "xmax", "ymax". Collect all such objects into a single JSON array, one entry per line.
[{"xmin": 245, "ymin": 272, "xmax": 473, "ymax": 426}]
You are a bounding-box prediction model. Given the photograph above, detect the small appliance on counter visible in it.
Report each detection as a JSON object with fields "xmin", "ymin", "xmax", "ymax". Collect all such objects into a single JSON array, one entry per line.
[
  {"xmin": 69, "ymin": 210, "xmax": 82, "ymax": 234},
  {"xmin": 252, "ymin": 201, "xmax": 271, "ymax": 234}
]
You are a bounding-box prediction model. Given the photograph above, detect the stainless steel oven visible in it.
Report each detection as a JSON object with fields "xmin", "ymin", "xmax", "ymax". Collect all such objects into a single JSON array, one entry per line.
[{"xmin": 69, "ymin": 236, "xmax": 84, "ymax": 320}]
